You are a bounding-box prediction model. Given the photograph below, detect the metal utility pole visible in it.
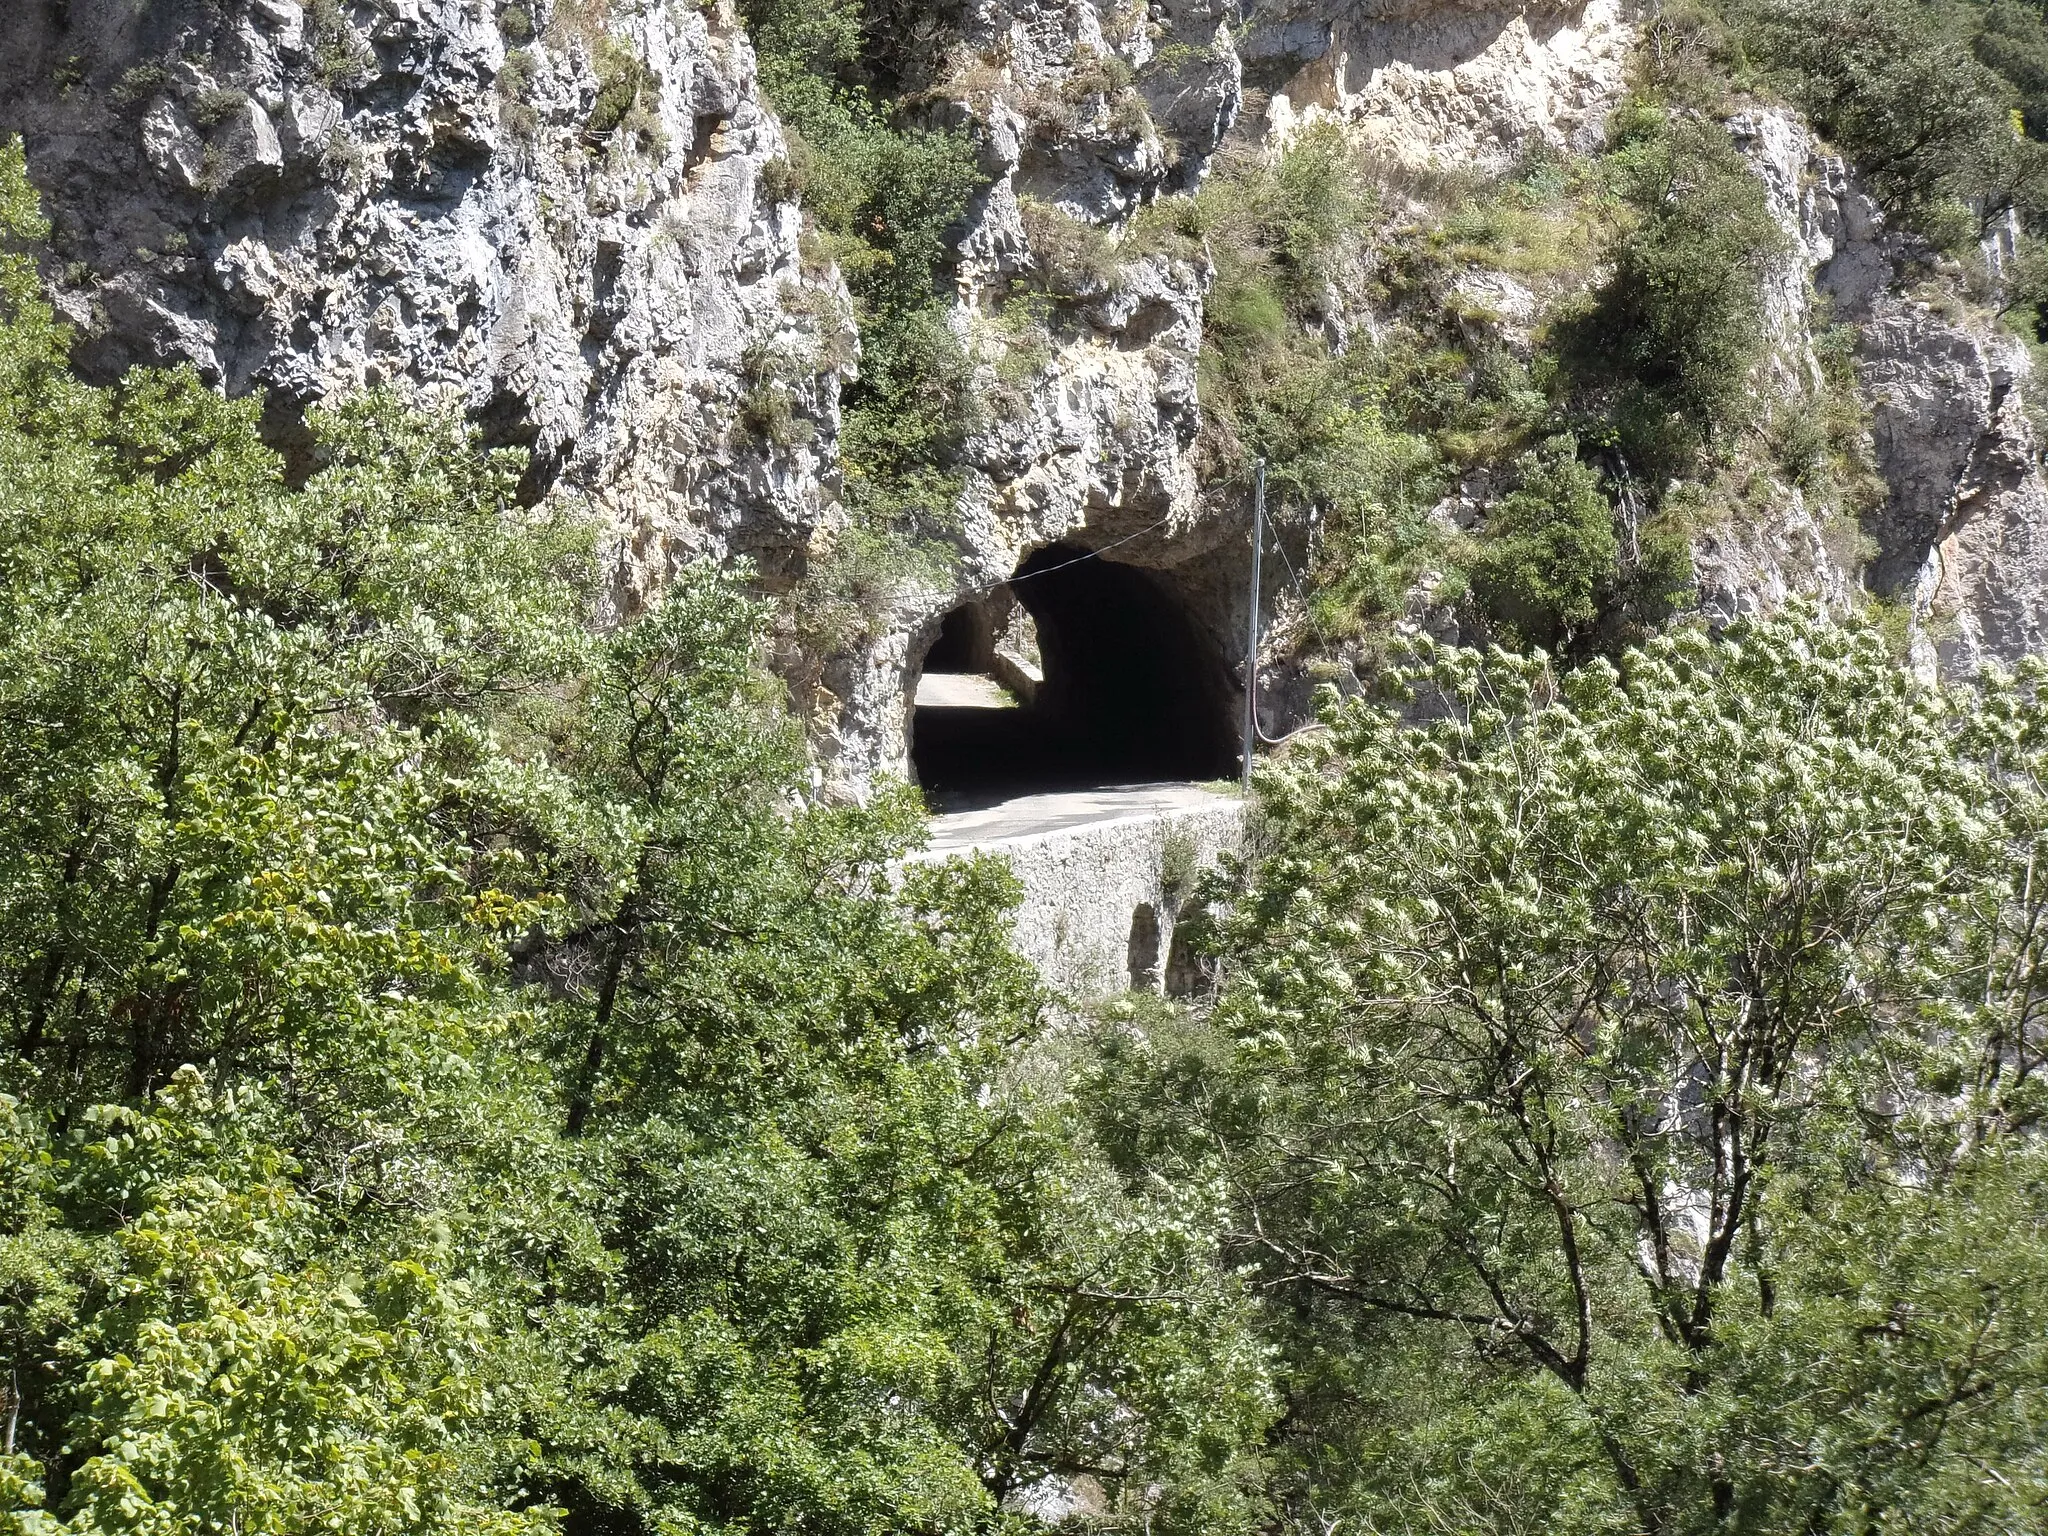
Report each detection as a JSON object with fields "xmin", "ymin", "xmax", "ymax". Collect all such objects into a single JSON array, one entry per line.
[{"xmin": 1242, "ymin": 458, "xmax": 1265, "ymax": 792}]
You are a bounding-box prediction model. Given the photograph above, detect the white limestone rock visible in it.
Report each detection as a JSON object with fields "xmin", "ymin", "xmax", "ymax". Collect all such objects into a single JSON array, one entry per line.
[
  {"xmin": 140, "ymin": 98, "xmax": 205, "ymax": 189},
  {"xmin": 1719, "ymin": 104, "xmax": 2048, "ymax": 675},
  {"xmin": 1252, "ymin": 0, "xmax": 1634, "ymax": 168},
  {"xmin": 1863, "ymin": 310, "xmax": 2048, "ymax": 676},
  {"xmin": 4, "ymin": 0, "xmax": 850, "ymax": 600}
]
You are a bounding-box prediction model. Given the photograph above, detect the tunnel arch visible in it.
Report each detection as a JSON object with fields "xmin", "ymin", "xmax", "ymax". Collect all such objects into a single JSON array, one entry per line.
[{"xmin": 910, "ymin": 544, "xmax": 1237, "ymax": 804}]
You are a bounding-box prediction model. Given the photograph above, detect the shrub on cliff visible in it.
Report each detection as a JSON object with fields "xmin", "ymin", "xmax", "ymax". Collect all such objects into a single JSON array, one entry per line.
[
  {"xmin": 739, "ymin": 0, "xmax": 985, "ymax": 525},
  {"xmin": 1558, "ymin": 102, "xmax": 1782, "ymax": 485},
  {"xmin": 1191, "ymin": 128, "xmax": 1441, "ymax": 638},
  {"xmin": 1464, "ymin": 436, "xmax": 1618, "ymax": 651}
]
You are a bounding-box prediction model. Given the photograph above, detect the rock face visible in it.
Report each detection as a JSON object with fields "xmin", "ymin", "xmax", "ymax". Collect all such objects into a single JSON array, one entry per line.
[
  {"xmin": 820, "ymin": 0, "xmax": 1647, "ymax": 788},
  {"xmin": 805, "ymin": 0, "xmax": 1251, "ymax": 791},
  {"xmin": 1689, "ymin": 490, "xmax": 1858, "ymax": 626},
  {"xmin": 1869, "ymin": 312, "xmax": 2048, "ymax": 675},
  {"xmin": 1, "ymin": 0, "xmax": 850, "ymax": 591},
  {"xmin": 1725, "ymin": 106, "xmax": 2048, "ymax": 673},
  {"xmin": 0, "ymin": 0, "xmax": 1676, "ymax": 791},
  {"xmin": 1683, "ymin": 107, "xmax": 1863, "ymax": 627},
  {"xmin": 13, "ymin": 0, "xmax": 2048, "ymax": 796},
  {"xmin": 1250, "ymin": 0, "xmax": 1634, "ymax": 168}
]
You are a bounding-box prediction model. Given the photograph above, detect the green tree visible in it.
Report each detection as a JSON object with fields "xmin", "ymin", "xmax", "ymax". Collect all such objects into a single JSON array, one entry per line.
[
  {"xmin": 0, "ymin": 136, "xmax": 1272, "ymax": 1536},
  {"xmin": 1565, "ymin": 104, "xmax": 1782, "ymax": 483},
  {"xmin": 1, "ymin": 1074, "xmax": 544, "ymax": 1536},
  {"xmin": 0, "ymin": 136, "xmax": 590, "ymax": 1123},
  {"xmin": 511, "ymin": 582, "xmax": 1274, "ymax": 1527},
  {"xmin": 1094, "ymin": 607, "xmax": 2048, "ymax": 1533},
  {"xmin": 1973, "ymin": 0, "xmax": 2048, "ymax": 140},
  {"xmin": 1466, "ymin": 437, "xmax": 1618, "ymax": 651},
  {"xmin": 1735, "ymin": 0, "xmax": 2048, "ymax": 239}
]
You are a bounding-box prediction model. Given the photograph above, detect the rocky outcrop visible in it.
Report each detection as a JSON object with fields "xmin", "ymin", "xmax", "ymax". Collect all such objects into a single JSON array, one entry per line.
[
  {"xmin": 0, "ymin": 0, "xmax": 1676, "ymax": 790},
  {"xmin": 1715, "ymin": 106, "xmax": 2048, "ymax": 671},
  {"xmin": 15, "ymin": 0, "xmax": 2048, "ymax": 796},
  {"xmin": 1, "ymin": 0, "xmax": 850, "ymax": 591},
  {"xmin": 1866, "ymin": 311, "xmax": 2048, "ymax": 675},
  {"xmin": 837, "ymin": 0, "xmax": 1646, "ymax": 786},
  {"xmin": 1685, "ymin": 107, "xmax": 1864, "ymax": 625},
  {"xmin": 1690, "ymin": 492, "xmax": 1858, "ymax": 625},
  {"xmin": 1250, "ymin": 0, "xmax": 1634, "ymax": 168},
  {"xmin": 801, "ymin": 0, "xmax": 1249, "ymax": 789}
]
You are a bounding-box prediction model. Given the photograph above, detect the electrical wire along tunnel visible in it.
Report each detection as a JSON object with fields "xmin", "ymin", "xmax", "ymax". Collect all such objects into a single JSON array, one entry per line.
[{"xmin": 910, "ymin": 545, "xmax": 1238, "ymax": 807}]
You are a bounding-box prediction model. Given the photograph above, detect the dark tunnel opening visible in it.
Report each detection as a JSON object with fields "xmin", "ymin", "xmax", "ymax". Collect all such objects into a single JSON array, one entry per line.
[
  {"xmin": 922, "ymin": 603, "xmax": 987, "ymax": 674},
  {"xmin": 911, "ymin": 544, "xmax": 1238, "ymax": 807}
]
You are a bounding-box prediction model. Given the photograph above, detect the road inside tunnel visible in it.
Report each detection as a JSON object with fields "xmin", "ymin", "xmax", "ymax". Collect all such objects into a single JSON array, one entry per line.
[{"xmin": 912, "ymin": 544, "xmax": 1237, "ymax": 809}]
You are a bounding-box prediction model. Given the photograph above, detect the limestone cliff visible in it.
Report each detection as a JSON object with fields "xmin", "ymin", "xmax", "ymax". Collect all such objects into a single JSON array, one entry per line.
[
  {"xmin": 2, "ymin": 0, "xmax": 850, "ymax": 594},
  {"xmin": 11, "ymin": 0, "xmax": 2048, "ymax": 792},
  {"xmin": 1722, "ymin": 105, "xmax": 2048, "ymax": 674}
]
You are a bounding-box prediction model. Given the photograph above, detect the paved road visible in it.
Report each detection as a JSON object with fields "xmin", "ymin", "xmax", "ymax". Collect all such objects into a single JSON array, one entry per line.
[
  {"xmin": 913, "ymin": 672, "xmax": 1017, "ymax": 709},
  {"xmin": 923, "ymin": 782, "xmax": 1239, "ymax": 855}
]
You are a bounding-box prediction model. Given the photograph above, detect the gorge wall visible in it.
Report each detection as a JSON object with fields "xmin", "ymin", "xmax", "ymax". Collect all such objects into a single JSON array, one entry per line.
[{"xmin": 7, "ymin": 0, "xmax": 2048, "ymax": 796}]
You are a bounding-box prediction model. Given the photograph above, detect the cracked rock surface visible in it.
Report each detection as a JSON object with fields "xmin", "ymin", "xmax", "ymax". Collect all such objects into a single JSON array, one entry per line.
[{"xmin": 3, "ymin": 0, "xmax": 851, "ymax": 594}]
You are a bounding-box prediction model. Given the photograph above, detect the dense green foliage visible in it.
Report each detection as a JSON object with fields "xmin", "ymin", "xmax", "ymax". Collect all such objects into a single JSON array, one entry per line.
[
  {"xmin": 1561, "ymin": 104, "xmax": 1783, "ymax": 484},
  {"xmin": 1728, "ymin": 0, "xmax": 2048, "ymax": 243},
  {"xmin": 1177, "ymin": 0, "xmax": 2048, "ymax": 652},
  {"xmin": 1094, "ymin": 606, "xmax": 2048, "ymax": 1532},
  {"xmin": 1190, "ymin": 113, "xmax": 1723, "ymax": 652},
  {"xmin": 1463, "ymin": 436, "xmax": 1620, "ymax": 651},
  {"xmin": 1977, "ymin": 0, "xmax": 2048, "ymax": 139},
  {"xmin": 0, "ymin": 142, "xmax": 1271, "ymax": 1536}
]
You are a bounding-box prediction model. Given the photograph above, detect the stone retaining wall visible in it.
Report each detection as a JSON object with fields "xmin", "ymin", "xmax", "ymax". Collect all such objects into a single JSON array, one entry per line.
[{"xmin": 914, "ymin": 797, "xmax": 1245, "ymax": 1001}]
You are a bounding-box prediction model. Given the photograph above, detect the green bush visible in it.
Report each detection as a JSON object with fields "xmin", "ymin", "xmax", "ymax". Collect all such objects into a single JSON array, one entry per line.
[
  {"xmin": 1201, "ymin": 125, "xmax": 1371, "ymax": 314},
  {"xmin": 498, "ymin": 47, "xmax": 540, "ymax": 141},
  {"xmin": 1732, "ymin": 0, "xmax": 2048, "ymax": 236},
  {"xmin": 0, "ymin": 138, "xmax": 1275, "ymax": 1536},
  {"xmin": 1562, "ymin": 103, "xmax": 1780, "ymax": 483},
  {"xmin": 188, "ymin": 87, "xmax": 248, "ymax": 128},
  {"xmin": 497, "ymin": 2, "xmax": 534, "ymax": 44},
  {"xmin": 306, "ymin": 0, "xmax": 374, "ymax": 88},
  {"xmin": 110, "ymin": 62, "xmax": 170, "ymax": 110},
  {"xmin": 1188, "ymin": 128, "xmax": 1446, "ymax": 637},
  {"xmin": 585, "ymin": 34, "xmax": 659, "ymax": 150},
  {"xmin": 1466, "ymin": 437, "xmax": 1616, "ymax": 651}
]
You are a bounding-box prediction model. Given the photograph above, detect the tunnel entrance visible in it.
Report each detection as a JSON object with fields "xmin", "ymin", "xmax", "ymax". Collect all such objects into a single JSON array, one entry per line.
[{"xmin": 911, "ymin": 544, "xmax": 1237, "ymax": 807}]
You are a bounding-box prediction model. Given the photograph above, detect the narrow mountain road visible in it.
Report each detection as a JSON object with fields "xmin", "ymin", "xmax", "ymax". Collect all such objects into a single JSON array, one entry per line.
[{"xmin": 922, "ymin": 783, "xmax": 1238, "ymax": 855}]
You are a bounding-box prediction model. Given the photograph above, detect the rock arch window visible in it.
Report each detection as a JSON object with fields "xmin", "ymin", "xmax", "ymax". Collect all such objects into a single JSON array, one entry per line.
[
  {"xmin": 910, "ymin": 545, "xmax": 1237, "ymax": 805},
  {"xmin": 1127, "ymin": 903, "xmax": 1162, "ymax": 992},
  {"xmin": 924, "ymin": 602, "xmax": 994, "ymax": 675}
]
